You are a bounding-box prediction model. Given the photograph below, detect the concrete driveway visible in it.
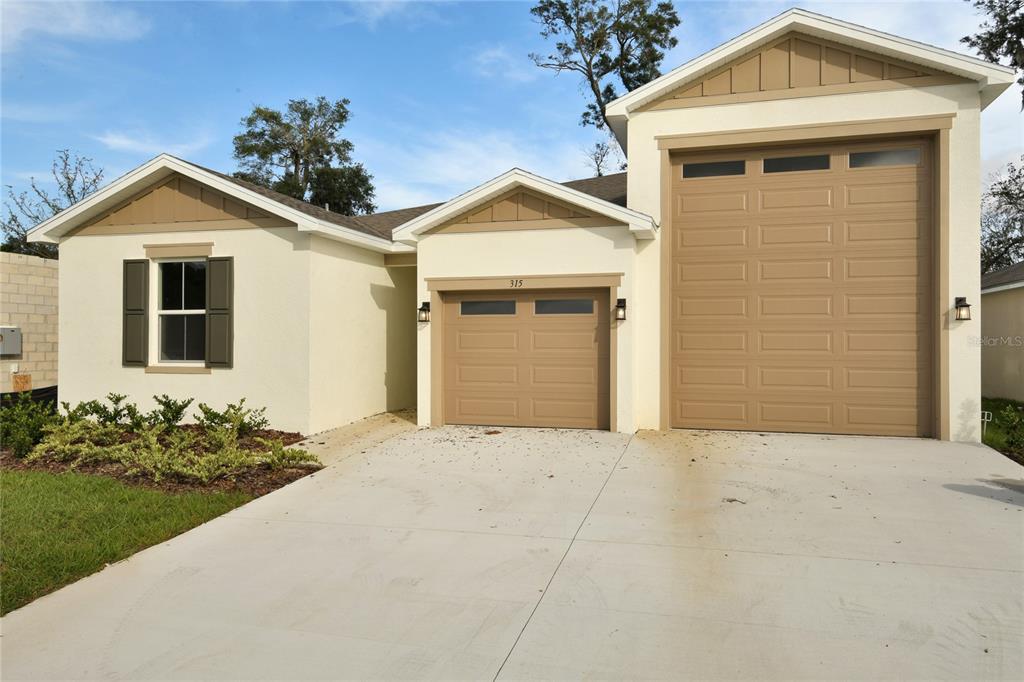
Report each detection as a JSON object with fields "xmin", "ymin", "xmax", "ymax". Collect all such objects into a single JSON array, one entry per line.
[{"xmin": 3, "ymin": 425, "xmax": 1022, "ymax": 680}]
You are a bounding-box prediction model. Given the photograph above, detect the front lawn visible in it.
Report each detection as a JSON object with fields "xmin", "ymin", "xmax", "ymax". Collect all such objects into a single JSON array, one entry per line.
[
  {"xmin": 0, "ymin": 469, "xmax": 250, "ymax": 615},
  {"xmin": 983, "ymin": 397, "xmax": 1024, "ymax": 466}
]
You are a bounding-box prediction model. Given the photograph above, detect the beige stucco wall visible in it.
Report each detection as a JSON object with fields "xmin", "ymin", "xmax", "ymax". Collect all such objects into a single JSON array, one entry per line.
[
  {"xmin": 414, "ymin": 225, "xmax": 646, "ymax": 433},
  {"xmin": 980, "ymin": 287, "xmax": 1024, "ymax": 402},
  {"xmin": 0, "ymin": 252, "xmax": 58, "ymax": 392},
  {"xmin": 58, "ymin": 228, "xmax": 313, "ymax": 432},
  {"xmin": 308, "ymin": 236, "xmax": 416, "ymax": 434},
  {"xmin": 624, "ymin": 81, "xmax": 987, "ymax": 441}
]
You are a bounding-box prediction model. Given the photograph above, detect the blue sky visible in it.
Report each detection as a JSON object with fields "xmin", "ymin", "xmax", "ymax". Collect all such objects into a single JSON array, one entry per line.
[{"xmin": 2, "ymin": 0, "xmax": 1021, "ymax": 212}]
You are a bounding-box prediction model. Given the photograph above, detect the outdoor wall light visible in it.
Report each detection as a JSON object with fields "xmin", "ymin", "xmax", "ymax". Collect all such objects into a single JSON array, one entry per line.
[
  {"xmin": 417, "ymin": 301, "xmax": 431, "ymax": 323},
  {"xmin": 615, "ymin": 298, "xmax": 627, "ymax": 321},
  {"xmin": 954, "ymin": 297, "xmax": 972, "ymax": 321}
]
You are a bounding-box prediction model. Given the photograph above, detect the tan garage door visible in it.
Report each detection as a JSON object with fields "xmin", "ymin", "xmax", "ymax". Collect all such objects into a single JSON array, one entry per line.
[
  {"xmin": 444, "ymin": 289, "xmax": 610, "ymax": 429},
  {"xmin": 671, "ymin": 138, "xmax": 933, "ymax": 436}
]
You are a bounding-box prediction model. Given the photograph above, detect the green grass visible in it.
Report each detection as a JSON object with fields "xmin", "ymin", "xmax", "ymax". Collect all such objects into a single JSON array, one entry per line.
[
  {"xmin": 0, "ymin": 469, "xmax": 251, "ymax": 615},
  {"xmin": 983, "ymin": 397, "xmax": 1024, "ymax": 462}
]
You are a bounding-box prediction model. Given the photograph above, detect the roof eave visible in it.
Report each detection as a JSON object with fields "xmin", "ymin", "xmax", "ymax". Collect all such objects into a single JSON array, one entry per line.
[
  {"xmin": 605, "ymin": 8, "xmax": 1016, "ymax": 119},
  {"xmin": 392, "ymin": 168, "xmax": 656, "ymax": 242},
  {"xmin": 26, "ymin": 154, "xmax": 401, "ymax": 253}
]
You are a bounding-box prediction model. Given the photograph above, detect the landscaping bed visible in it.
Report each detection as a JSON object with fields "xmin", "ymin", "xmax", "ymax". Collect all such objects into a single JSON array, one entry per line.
[
  {"xmin": 0, "ymin": 393, "xmax": 323, "ymax": 614},
  {"xmin": 982, "ymin": 397, "xmax": 1024, "ymax": 466}
]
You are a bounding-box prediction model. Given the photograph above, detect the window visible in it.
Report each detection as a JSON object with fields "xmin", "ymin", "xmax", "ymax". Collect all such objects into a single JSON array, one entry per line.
[
  {"xmin": 535, "ymin": 299, "xmax": 593, "ymax": 315},
  {"xmin": 683, "ymin": 160, "xmax": 745, "ymax": 178},
  {"xmin": 763, "ymin": 154, "xmax": 830, "ymax": 173},
  {"xmin": 461, "ymin": 300, "xmax": 516, "ymax": 315},
  {"xmin": 159, "ymin": 260, "xmax": 206, "ymax": 361},
  {"xmin": 850, "ymin": 148, "xmax": 921, "ymax": 168}
]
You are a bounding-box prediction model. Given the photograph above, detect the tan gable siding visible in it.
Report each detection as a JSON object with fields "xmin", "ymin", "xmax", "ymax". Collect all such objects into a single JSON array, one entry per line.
[
  {"xmin": 73, "ymin": 173, "xmax": 295, "ymax": 236},
  {"xmin": 645, "ymin": 33, "xmax": 964, "ymax": 111},
  {"xmin": 432, "ymin": 188, "xmax": 624, "ymax": 234}
]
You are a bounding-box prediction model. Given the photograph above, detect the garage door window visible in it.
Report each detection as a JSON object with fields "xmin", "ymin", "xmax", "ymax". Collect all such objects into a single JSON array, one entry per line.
[
  {"xmin": 460, "ymin": 300, "xmax": 516, "ymax": 315},
  {"xmin": 763, "ymin": 154, "xmax": 830, "ymax": 173},
  {"xmin": 535, "ymin": 299, "xmax": 593, "ymax": 315},
  {"xmin": 682, "ymin": 160, "xmax": 745, "ymax": 178},
  {"xmin": 849, "ymin": 148, "xmax": 921, "ymax": 168}
]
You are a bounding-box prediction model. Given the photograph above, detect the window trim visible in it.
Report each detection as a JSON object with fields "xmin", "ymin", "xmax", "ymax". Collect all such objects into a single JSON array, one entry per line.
[{"xmin": 154, "ymin": 257, "xmax": 207, "ymax": 365}]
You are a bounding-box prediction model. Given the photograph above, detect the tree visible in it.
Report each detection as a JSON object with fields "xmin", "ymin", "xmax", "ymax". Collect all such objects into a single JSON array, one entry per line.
[
  {"xmin": 981, "ymin": 157, "xmax": 1024, "ymax": 273},
  {"xmin": 530, "ymin": 0, "xmax": 681, "ymax": 133},
  {"xmin": 309, "ymin": 165, "xmax": 376, "ymax": 215},
  {"xmin": 962, "ymin": 0, "xmax": 1024, "ymax": 107},
  {"xmin": 2, "ymin": 150, "xmax": 104, "ymax": 259},
  {"xmin": 232, "ymin": 96, "xmax": 376, "ymax": 214},
  {"xmin": 583, "ymin": 138, "xmax": 625, "ymax": 176}
]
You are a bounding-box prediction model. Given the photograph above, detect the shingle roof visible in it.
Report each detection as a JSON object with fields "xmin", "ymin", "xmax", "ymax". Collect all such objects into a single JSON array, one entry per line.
[
  {"xmin": 982, "ymin": 261, "xmax": 1024, "ymax": 290},
  {"xmin": 199, "ymin": 161, "xmax": 628, "ymax": 242}
]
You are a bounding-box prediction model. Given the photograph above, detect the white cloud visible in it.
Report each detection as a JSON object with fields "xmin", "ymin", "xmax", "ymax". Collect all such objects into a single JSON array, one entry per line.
[
  {"xmin": 2, "ymin": 101, "xmax": 84, "ymax": 123},
  {"xmin": 327, "ymin": 1, "xmax": 443, "ymax": 29},
  {"xmin": 1, "ymin": 1, "xmax": 151, "ymax": 53},
  {"xmin": 93, "ymin": 130, "xmax": 214, "ymax": 158},
  {"xmin": 472, "ymin": 46, "xmax": 538, "ymax": 83},
  {"xmin": 355, "ymin": 126, "xmax": 593, "ymax": 210}
]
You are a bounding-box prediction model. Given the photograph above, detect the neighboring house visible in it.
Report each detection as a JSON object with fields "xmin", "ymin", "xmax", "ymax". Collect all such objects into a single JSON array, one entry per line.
[
  {"xmin": 981, "ymin": 262, "xmax": 1024, "ymax": 402},
  {"xmin": 0, "ymin": 253, "xmax": 58, "ymax": 395},
  {"xmin": 27, "ymin": 9, "xmax": 1015, "ymax": 441}
]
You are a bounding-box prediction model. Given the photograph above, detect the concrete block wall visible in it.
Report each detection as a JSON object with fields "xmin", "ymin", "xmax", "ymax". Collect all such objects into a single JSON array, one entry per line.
[{"xmin": 0, "ymin": 252, "xmax": 58, "ymax": 393}]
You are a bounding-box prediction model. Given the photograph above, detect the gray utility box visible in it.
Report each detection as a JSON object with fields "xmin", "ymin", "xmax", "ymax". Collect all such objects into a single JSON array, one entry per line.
[{"xmin": 0, "ymin": 326, "xmax": 23, "ymax": 356}]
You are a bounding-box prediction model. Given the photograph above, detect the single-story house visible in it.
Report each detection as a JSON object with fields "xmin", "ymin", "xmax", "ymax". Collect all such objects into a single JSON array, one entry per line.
[
  {"xmin": 981, "ymin": 261, "xmax": 1024, "ymax": 402},
  {"xmin": 28, "ymin": 9, "xmax": 1015, "ymax": 441}
]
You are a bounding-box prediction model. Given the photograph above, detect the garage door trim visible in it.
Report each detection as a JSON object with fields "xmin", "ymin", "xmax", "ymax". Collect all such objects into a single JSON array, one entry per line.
[
  {"xmin": 660, "ymin": 130, "xmax": 946, "ymax": 436},
  {"xmin": 430, "ymin": 272, "xmax": 621, "ymax": 430}
]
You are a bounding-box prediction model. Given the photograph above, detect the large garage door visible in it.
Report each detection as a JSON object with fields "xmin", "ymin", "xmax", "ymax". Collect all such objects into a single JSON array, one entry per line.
[
  {"xmin": 444, "ymin": 289, "xmax": 609, "ymax": 429},
  {"xmin": 671, "ymin": 138, "xmax": 932, "ymax": 436}
]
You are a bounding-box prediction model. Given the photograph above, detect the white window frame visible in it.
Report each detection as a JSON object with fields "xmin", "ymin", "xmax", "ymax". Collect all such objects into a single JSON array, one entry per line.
[{"xmin": 154, "ymin": 258, "xmax": 207, "ymax": 365}]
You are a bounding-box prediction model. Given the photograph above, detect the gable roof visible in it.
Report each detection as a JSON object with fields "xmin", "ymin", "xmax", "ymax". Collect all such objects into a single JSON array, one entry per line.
[
  {"xmin": 982, "ymin": 261, "xmax": 1024, "ymax": 293},
  {"xmin": 604, "ymin": 8, "xmax": 1016, "ymax": 147},
  {"xmin": 28, "ymin": 155, "xmax": 629, "ymax": 251},
  {"xmin": 391, "ymin": 169, "xmax": 652, "ymax": 244},
  {"xmin": 28, "ymin": 154, "xmax": 408, "ymax": 253}
]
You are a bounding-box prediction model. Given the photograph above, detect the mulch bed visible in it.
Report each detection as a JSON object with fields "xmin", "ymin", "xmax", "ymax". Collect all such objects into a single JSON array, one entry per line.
[{"xmin": 0, "ymin": 428, "xmax": 321, "ymax": 497}]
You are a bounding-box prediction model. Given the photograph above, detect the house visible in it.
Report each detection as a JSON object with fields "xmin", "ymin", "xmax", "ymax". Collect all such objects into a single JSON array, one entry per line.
[
  {"xmin": 0, "ymin": 253, "xmax": 59, "ymax": 397},
  {"xmin": 981, "ymin": 262, "xmax": 1024, "ymax": 402},
  {"xmin": 28, "ymin": 9, "xmax": 1015, "ymax": 441}
]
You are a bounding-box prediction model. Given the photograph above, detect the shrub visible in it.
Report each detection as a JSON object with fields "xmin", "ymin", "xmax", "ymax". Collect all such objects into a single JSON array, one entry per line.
[
  {"xmin": 1001, "ymin": 404, "xmax": 1024, "ymax": 453},
  {"xmin": 0, "ymin": 393, "xmax": 58, "ymax": 458},
  {"xmin": 196, "ymin": 399, "xmax": 269, "ymax": 436},
  {"xmin": 146, "ymin": 395, "xmax": 194, "ymax": 428},
  {"xmin": 61, "ymin": 393, "xmax": 146, "ymax": 430}
]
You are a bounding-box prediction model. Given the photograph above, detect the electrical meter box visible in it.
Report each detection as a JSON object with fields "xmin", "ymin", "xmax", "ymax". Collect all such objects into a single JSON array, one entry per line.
[{"xmin": 0, "ymin": 326, "xmax": 23, "ymax": 355}]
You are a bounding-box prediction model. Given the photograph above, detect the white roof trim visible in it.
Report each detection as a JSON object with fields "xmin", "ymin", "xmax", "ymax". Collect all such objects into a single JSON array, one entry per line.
[
  {"xmin": 981, "ymin": 280, "xmax": 1024, "ymax": 295},
  {"xmin": 391, "ymin": 168, "xmax": 657, "ymax": 245},
  {"xmin": 26, "ymin": 154, "xmax": 400, "ymax": 254},
  {"xmin": 605, "ymin": 8, "xmax": 1016, "ymax": 145}
]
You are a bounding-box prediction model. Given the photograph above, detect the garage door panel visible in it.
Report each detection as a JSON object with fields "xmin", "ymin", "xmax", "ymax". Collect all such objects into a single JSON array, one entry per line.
[
  {"xmin": 671, "ymin": 138, "xmax": 932, "ymax": 436},
  {"xmin": 529, "ymin": 329, "xmax": 598, "ymax": 353},
  {"xmin": 759, "ymin": 185, "xmax": 834, "ymax": 211},
  {"xmin": 758, "ymin": 221, "xmax": 834, "ymax": 247},
  {"xmin": 677, "ymin": 190, "xmax": 749, "ymax": 214},
  {"xmin": 449, "ymin": 329, "xmax": 520, "ymax": 353}
]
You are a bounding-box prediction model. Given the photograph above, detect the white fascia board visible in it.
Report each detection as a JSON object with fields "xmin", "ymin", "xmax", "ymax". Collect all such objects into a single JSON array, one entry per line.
[
  {"xmin": 392, "ymin": 168, "xmax": 657, "ymax": 245},
  {"xmin": 27, "ymin": 153, "xmax": 399, "ymax": 254},
  {"xmin": 981, "ymin": 281, "xmax": 1024, "ymax": 295},
  {"xmin": 606, "ymin": 8, "xmax": 1015, "ymax": 122}
]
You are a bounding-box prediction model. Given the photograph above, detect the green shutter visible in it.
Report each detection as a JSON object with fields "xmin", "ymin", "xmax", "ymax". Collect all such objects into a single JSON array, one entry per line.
[
  {"xmin": 122, "ymin": 259, "xmax": 148, "ymax": 366},
  {"xmin": 205, "ymin": 257, "xmax": 233, "ymax": 368}
]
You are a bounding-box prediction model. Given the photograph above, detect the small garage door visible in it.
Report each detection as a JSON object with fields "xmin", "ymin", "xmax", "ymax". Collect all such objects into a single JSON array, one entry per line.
[
  {"xmin": 671, "ymin": 138, "xmax": 933, "ymax": 436},
  {"xmin": 444, "ymin": 289, "xmax": 610, "ymax": 429}
]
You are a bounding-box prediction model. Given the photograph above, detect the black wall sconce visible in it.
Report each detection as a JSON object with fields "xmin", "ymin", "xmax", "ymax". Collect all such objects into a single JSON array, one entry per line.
[
  {"xmin": 954, "ymin": 297, "xmax": 971, "ymax": 321},
  {"xmin": 417, "ymin": 301, "xmax": 431, "ymax": 323},
  {"xmin": 615, "ymin": 298, "xmax": 627, "ymax": 321}
]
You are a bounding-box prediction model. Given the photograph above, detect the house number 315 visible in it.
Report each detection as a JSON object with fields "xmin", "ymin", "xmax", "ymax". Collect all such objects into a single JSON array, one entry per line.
[{"xmin": 509, "ymin": 279, "xmax": 524, "ymax": 288}]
